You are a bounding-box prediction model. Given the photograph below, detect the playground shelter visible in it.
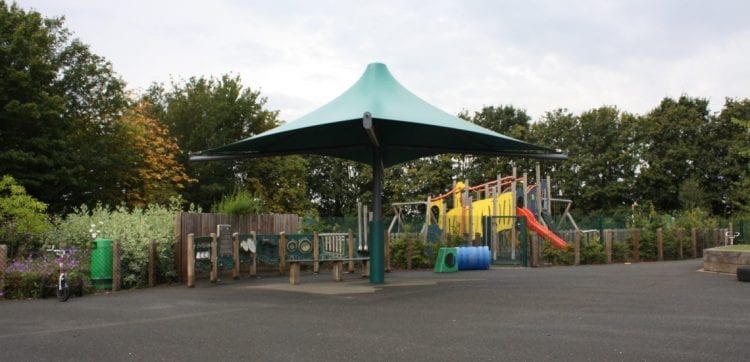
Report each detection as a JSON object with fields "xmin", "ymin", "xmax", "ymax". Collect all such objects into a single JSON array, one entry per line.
[{"xmin": 189, "ymin": 63, "xmax": 567, "ymax": 284}]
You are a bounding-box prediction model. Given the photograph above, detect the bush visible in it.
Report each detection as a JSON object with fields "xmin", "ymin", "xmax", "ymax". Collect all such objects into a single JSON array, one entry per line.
[
  {"xmin": 212, "ymin": 189, "xmax": 265, "ymax": 215},
  {"xmin": 48, "ymin": 199, "xmax": 182, "ymax": 289},
  {"xmin": 3, "ymin": 248, "xmax": 89, "ymax": 299},
  {"xmin": 543, "ymin": 242, "xmax": 574, "ymax": 265},
  {"xmin": 389, "ymin": 235, "xmax": 434, "ymax": 269}
]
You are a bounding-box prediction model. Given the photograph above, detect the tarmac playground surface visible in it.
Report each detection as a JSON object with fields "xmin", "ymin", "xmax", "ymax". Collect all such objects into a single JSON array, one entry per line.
[{"xmin": 1, "ymin": 259, "xmax": 748, "ymax": 361}]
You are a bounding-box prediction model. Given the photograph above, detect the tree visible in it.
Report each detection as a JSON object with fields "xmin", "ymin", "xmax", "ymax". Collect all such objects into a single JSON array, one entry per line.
[
  {"xmin": 0, "ymin": 2, "xmax": 135, "ymax": 213},
  {"xmin": 0, "ymin": 175, "xmax": 51, "ymax": 257},
  {"xmin": 719, "ymin": 99, "xmax": 750, "ymax": 216},
  {"xmin": 146, "ymin": 75, "xmax": 309, "ymax": 212},
  {"xmin": 121, "ymin": 101, "xmax": 194, "ymax": 207},
  {"xmin": 635, "ymin": 96, "xmax": 711, "ymax": 212}
]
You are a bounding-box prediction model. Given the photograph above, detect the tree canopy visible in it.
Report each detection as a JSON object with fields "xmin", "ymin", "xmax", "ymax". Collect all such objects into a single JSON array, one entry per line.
[{"xmin": 1, "ymin": 2, "xmax": 748, "ymax": 221}]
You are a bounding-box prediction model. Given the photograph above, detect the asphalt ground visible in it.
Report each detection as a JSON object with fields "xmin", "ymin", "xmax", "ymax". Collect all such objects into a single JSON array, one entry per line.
[{"xmin": 1, "ymin": 259, "xmax": 748, "ymax": 361}]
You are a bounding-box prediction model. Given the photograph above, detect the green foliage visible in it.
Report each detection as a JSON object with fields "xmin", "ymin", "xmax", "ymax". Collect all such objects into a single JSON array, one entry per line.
[
  {"xmin": 0, "ymin": 175, "xmax": 51, "ymax": 257},
  {"xmin": 542, "ymin": 242, "xmax": 574, "ymax": 265},
  {"xmin": 580, "ymin": 242, "xmax": 607, "ymax": 264},
  {"xmin": 146, "ymin": 75, "xmax": 308, "ymax": 212},
  {"xmin": 212, "ymin": 189, "xmax": 265, "ymax": 215},
  {"xmin": 389, "ymin": 235, "xmax": 434, "ymax": 269},
  {"xmin": 49, "ymin": 199, "xmax": 182, "ymax": 288},
  {"xmin": 0, "ymin": 3, "xmax": 134, "ymax": 213},
  {"xmin": 2, "ymin": 271, "xmax": 44, "ymax": 299}
]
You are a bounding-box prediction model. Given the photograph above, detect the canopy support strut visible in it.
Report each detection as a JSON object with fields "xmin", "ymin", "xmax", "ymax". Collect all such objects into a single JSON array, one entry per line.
[{"xmin": 364, "ymin": 112, "xmax": 384, "ymax": 284}]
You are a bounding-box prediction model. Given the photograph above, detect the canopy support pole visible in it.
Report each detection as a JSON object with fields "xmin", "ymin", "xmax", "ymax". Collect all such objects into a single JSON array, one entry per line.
[
  {"xmin": 364, "ymin": 111, "xmax": 385, "ymax": 284},
  {"xmin": 370, "ymin": 146, "xmax": 385, "ymax": 284}
]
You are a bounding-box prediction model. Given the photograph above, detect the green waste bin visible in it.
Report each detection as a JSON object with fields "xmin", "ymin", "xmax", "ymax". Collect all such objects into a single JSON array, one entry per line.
[{"xmin": 91, "ymin": 238, "xmax": 113, "ymax": 289}]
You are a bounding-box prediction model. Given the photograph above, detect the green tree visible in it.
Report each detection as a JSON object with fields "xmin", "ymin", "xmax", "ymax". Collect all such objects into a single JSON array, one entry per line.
[
  {"xmin": 146, "ymin": 75, "xmax": 309, "ymax": 212},
  {"xmin": 714, "ymin": 98, "xmax": 750, "ymax": 216},
  {"xmin": 635, "ymin": 96, "xmax": 711, "ymax": 212},
  {"xmin": 0, "ymin": 175, "xmax": 51, "ymax": 257},
  {"xmin": 0, "ymin": 2, "xmax": 135, "ymax": 213}
]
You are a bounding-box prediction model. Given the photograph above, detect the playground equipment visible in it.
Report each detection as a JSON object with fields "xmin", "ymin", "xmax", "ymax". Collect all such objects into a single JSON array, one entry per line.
[{"xmin": 390, "ymin": 165, "xmax": 582, "ymax": 268}]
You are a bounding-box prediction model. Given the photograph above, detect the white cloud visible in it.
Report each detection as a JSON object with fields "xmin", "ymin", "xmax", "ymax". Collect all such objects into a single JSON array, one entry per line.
[{"xmin": 17, "ymin": 0, "xmax": 750, "ymax": 122}]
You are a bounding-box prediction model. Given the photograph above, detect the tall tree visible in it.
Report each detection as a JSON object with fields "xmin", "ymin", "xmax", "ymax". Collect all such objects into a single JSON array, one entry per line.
[
  {"xmin": 635, "ymin": 96, "xmax": 711, "ymax": 212},
  {"xmin": 717, "ymin": 98, "xmax": 750, "ymax": 216},
  {"xmin": 0, "ymin": 2, "xmax": 134, "ymax": 213},
  {"xmin": 121, "ymin": 100, "xmax": 194, "ymax": 207},
  {"xmin": 146, "ymin": 75, "xmax": 308, "ymax": 211}
]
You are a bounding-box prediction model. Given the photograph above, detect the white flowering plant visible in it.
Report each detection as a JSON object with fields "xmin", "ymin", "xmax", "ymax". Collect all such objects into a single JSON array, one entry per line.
[{"xmin": 89, "ymin": 221, "xmax": 105, "ymax": 239}]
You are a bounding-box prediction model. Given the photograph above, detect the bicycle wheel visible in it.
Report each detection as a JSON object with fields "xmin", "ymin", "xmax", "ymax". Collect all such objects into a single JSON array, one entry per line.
[{"xmin": 57, "ymin": 278, "xmax": 71, "ymax": 302}]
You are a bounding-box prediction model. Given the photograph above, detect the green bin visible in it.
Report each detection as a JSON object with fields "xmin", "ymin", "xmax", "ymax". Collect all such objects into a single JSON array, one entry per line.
[{"xmin": 91, "ymin": 238, "xmax": 113, "ymax": 289}]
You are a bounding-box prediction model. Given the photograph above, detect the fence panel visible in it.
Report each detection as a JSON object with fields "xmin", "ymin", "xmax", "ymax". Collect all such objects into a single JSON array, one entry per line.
[{"xmin": 175, "ymin": 212, "xmax": 299, "ymax": 281}]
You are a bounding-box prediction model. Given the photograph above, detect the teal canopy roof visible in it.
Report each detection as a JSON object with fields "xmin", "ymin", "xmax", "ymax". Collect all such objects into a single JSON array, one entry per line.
[{"xmin": 190, "ymin": 63, "xmax": 566, "ymax": 167}]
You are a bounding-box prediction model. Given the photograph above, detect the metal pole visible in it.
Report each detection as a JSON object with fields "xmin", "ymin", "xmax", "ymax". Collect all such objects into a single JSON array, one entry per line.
[{"xmin": 370, "ymin": 146, "xmax": 385, "ymax": 284}]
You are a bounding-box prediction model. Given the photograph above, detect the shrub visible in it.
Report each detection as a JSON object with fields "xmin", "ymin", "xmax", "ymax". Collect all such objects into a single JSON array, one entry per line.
[
  {"xmin": 48, "ymin": 199, "xmax": 182, "ymax": 289},
  {"xmin": 212, "ymin": 189, "xmax": 265, "ymax": 215},
  {"xmin": 389, "ymin": 235, "xmax": 434, "ymax": 269},
  {"xmin": 3, "ymin": 248, "xmax": 89, "ymax": 299}
]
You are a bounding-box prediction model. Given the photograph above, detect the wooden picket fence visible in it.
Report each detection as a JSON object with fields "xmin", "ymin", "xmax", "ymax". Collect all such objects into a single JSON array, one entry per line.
[{"xmin": 174, "ymin": 212, "xmax": 300, "ymax": 282}]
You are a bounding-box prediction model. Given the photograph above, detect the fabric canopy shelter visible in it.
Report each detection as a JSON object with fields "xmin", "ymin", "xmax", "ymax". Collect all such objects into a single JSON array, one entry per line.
[{"xmin": 190, "ymin": 63, "xmax": 566, "ymax": 283}]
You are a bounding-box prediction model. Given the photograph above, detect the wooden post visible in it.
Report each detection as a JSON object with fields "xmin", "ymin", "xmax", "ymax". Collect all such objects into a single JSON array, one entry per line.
[
  {"xmin": 531, "ymin": 235, "xmax": 540, "ymax": 267},
  {"xmin": 232, "ymin": 232, "xmax": 240, "ymax": 280},
  {"xmin": 210, "ymin": 233, "xmax": 218, "ymax": 283},
  {"xmin": 313, "ymin": 232, "xmax": 320, "ymax": 274},
  {"xmin": 112, "ymin": 240, "xmax": 121, "ymax": 292},
  {"xmin": 333, "ymin": 261, "xmax": 344, "ymax": 282},
  {"xmin": 604, "ymin": 229, "xmax": 612, "ymax": 264},
  {"xmin": 348, "ymin": 230, "xmax": 355, "ymax": 273},
  {"xmin": 677, "ymin": 228, "xmax": 684, "ymax": 259},
  {"xmin": 279, "ymin": 232, "xmax": 287, "ymax": 275},
  {"xmin": 573, "ymin": 230, "xmax": 581, "ymax": 265},
  {"xmin": 0, "ymin": 244, "xmax": 6, "ymax": 298},
  {"xmin": 187, "ymin": 234, "xmax": 195, "ymax": 287},
  {"xmin": 250, "ymin": 231, "xmax": 257, "ymax": 277},
  {"xmin": 148, "ymin": 240, "xmax": 156, "ymax": 288},
  {"xmin": 691, "ymin": 228, "xmax": 698, "ymax": 258},
  {"xmin": 657, "ymin": 228, "xmax": 663, "ymax": 261},
  {"xmin": 289, "ymin": 262, "xmax": 300, "ymax": 285}
]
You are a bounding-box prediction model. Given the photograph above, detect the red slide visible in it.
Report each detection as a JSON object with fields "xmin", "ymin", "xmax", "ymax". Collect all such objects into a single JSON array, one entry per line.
[{"xmin": 516, "ymin": 207, "xmax": 568, "ymax": 250}]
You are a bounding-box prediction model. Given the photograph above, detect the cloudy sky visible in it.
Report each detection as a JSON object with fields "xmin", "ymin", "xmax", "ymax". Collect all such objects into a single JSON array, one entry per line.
[{"xmin": 18, "ymin": 0, "xmax": 750, "ymax": 122}]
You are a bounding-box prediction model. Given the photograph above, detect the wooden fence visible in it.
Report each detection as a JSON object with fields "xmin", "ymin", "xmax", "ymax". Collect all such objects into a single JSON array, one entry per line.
[{"xmin": 174, "ymin": 212, "xmax": 300, "ymax": 282}]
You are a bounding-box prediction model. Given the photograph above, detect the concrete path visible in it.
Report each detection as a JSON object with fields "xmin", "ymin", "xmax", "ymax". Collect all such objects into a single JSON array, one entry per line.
[{"xmin": 1, "ymin": 260, "xmax": 748, "ymax": 361}]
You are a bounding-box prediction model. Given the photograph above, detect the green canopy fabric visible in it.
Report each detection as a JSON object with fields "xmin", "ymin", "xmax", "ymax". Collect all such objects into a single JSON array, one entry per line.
[
  {"xmin": 190, "ymin": 63, "xmax": 566, "ymax": 166},
  {"xmin": 190, "ymin": 63, "xmax": 566, "ymax": 284}
]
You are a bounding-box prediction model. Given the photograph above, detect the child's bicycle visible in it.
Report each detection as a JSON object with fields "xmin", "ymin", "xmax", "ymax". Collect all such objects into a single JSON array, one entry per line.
[{"xmin": 46, "ymin": 247, "xmax": 72, "ymax": 302}]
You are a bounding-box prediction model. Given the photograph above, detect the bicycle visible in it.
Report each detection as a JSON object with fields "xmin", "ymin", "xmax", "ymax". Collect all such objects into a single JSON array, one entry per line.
[{"xmin": 47, "ymin": 247, "xmax": 72, "ymax": 302}]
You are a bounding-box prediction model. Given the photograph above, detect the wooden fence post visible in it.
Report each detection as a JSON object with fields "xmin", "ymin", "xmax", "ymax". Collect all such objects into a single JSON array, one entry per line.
[
  {"xmin": 632, "ymin": 229, "xmax": 640, "ymax": 262},
  {"xmin": 348, "ymin": 230, "xmax": 355, "ymax": 273},
  {"xmin": 657, "ymin": 228, "xmax": 663, "ymax": 261},
  {"xmin": 313, "ymin": 232, "xmax": 319, "ymax": 274},
  {"xmin": 0, "ymin": 244, "xmax": 6, "ymax": 298},
  {"xmin": 531, "ymin": 235, "xmax": 540, "ymax": 267},
  {"xmin": 573, "ymin": 230, "xmax": 581, "ymax": 265},
  {"xmin": 232, "ymin": 232, "xmax": 240, "ymax": 280},
  {"xmin": 187, "ymin": 234, "xmax": 195, "ymax": 287},
  {"xmin": 148, "ymin": 240, "xmax": 156, "ymax": 288},
  {"xmin": 605, "ymin": 230, "xmax": 612, "ymax": 264},
  {"xmin": 279, "ymin": 232, "xmax": 287, "ymax": 275},
  {"xmin": 677, "ymin": 228, "xmax": 684, "ymax": 259},
  {"xmin": 112, "ymin": 240, "xmax": 121, "ymax": 292},
  {"xmin": 691, "ymin": 228, "xmax": 698, "ymax": 258},
  {"xmin": 210, "ymin": 233, "xmax": 218, "ymax": 283}
]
